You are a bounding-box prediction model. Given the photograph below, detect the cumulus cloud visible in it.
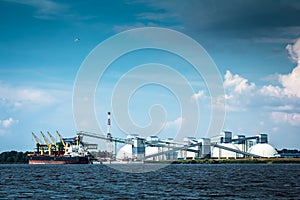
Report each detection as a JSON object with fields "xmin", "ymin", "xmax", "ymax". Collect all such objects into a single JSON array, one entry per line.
[
  {"xmin": 0, "ymin": 117, "xmax": 18, "ymax": 128},
  {"xmin": 279, "ymin": 64, "xmax": 300, "ymax": 98},
  {"xmin": 0, "ymin": 117, "xmax": 18, "ymax": 136},
  {"xmin": 286, "ymin": 38, "xmax": 300, "ymax": 63},
  {"xmin": 191, "ymin": 90, "xmax": 205, "ymax": 100},
  {"xmin": 224, "ymin": 70, "xmax": 255, "ymax": 94},
  {"xmin": 164, "ymin": 117, "xmax": 184, "ymax": 129},
  {"xmin": 260, "ymin": 38, "xmax": 300, "ymax": 126},
  {"xmin": 223, "ymin": 70, "xmax": 256, "ymax": 111},
  {"xmin": 0, "ymin": 83, "xmax": 58, "ymax": 110},
  {"xmin": 271, "ymin": 112, "xmax": 300, "ymax": 126},
  {"xmin": 260, "ymin": 38, "xmax": 300, "ymax": 99},
  {"xmin": 260, "ymin": 85, "xmax": 284, "ymax": 97}
]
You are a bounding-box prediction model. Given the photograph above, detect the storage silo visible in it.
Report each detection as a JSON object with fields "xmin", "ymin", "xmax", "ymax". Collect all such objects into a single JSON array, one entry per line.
[
  {"xmin": 248, "ymin": 143, "xmax": 278, "ymax": 158},
  {"xmin": 198, "ymin": 138, "xmax": 211, "ymax": 158}
]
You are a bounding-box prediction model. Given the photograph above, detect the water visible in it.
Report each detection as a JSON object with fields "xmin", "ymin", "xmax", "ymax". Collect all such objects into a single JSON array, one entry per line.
[{"xmin": 0, "ymin": 164, "xmax": 299, "ymax": 199}]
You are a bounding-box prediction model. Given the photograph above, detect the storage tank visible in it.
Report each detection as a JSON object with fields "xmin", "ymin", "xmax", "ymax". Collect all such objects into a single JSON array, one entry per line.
[
  {"xmin": 116, "ymin": 144, "xmax": 133, "ymax": 160},
  {"xmin": 248, "ymin": 143, "xmax": 277, "ymax": 158}
]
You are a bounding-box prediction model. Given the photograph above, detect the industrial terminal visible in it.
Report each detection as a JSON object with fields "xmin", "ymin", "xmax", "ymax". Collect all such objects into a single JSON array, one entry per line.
[
  {"xmin": 76, "ymin": 112, "xmax": 283, "ymax": 163},
  {"xmin": 113, "ymin": 132, "xmax": 279, "ymax": 161},
  {"xmin": 28, "ymin": 112, "xmax": 299, "ymax": 164}
]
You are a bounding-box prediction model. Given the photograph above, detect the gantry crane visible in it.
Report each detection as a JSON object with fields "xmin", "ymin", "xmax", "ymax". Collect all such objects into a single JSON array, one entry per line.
[
  {"xmin": 40, "ymin": 131, "xmax": 52, "ymax": 155},
  {"xmin": 32, "ymin": 132, "xmax": 45, "ymax": 155},
  {"xmin": 47, "ymin": 131, "xmax": 58, "ymax": 151}
]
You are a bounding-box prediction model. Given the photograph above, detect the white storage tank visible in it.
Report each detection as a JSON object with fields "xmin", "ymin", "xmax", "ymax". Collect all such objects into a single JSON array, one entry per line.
[
  {"xmin": 248, "ymin": 143, "xmax": 278, "ymax": 158},
  {"xmin": 116, "ymin": 144, "xmax": 133, "ymax": 160}
]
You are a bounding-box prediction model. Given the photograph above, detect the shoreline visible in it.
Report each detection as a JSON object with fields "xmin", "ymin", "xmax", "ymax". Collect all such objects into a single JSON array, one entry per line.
[
  {"xmin": 1, "ymin": 156, "xmax": 300, "ymax": 165},
  {"xmin": 144, "ymin": 158, "xmax": 300, "ymax": 164}
]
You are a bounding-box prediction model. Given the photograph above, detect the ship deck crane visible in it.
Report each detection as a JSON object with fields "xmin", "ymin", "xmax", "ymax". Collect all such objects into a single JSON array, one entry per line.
[
  {"xmin": 41, "ymin": 131, "xmax": 52, "ymax": 155},
  {"xmin": 32, "ymin": 132, "xmax": 45, "ymax": 155},
  {"xmin": 56, "ymin": 130, "xmax": 67, "ymax": 152},
  {"xmin": 47, "ymin": 131, "xmax": 58, "ymax": 151}
]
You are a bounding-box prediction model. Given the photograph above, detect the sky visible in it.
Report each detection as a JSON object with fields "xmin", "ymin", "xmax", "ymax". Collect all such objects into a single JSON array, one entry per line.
[{"xmin": 0, "ymin": 0, "xmax": 300, "ymax": 151}]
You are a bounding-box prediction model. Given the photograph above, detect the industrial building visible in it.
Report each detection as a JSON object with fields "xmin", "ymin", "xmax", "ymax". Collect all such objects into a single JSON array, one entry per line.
[
  {"xmin": 78, "ymin": 113, "xmax": 279, "ymax": 161},
  {"xmin": 112, "ymin": 131, "xmax": 278, "ymax": 161},
  {"xmin": 210, "ymin": 131, "xmax": 278, "ymax": 159}
]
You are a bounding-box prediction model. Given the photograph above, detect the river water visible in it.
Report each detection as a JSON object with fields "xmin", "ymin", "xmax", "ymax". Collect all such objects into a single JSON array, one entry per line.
[{"xmin": 0, "ymin": 164, "xmax": 299, "ymax": 199}]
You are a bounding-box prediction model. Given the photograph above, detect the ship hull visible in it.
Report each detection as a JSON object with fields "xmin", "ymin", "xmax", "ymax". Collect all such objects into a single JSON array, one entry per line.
[{"xmin": 28, "ymin": 155, "xmax": 89, "ymax": 164}]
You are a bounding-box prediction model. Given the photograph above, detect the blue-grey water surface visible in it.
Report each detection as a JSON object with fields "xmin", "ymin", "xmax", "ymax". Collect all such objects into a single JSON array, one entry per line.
[{"xmin": 0, "ymin": 164, "xmax": 299, "ymax": 199}]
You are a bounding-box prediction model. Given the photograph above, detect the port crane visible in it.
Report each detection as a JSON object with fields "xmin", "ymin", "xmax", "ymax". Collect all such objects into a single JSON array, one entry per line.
[
  {"xmin": 41, "ymin": 131, "xmax": 52, "ymax": 155},
  {"xmin": 31, "ymin": 132, "xmax": 46, "ymax": 155},
  {"xmin": 47, "ymin": 131, "xmax": 58, "ymax": 151}
]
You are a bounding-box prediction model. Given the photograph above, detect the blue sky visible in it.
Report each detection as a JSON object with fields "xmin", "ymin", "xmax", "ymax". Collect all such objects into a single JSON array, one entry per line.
[{"xmin": 0, "ymin": 0, "xmax": 300, "ymax": 151}]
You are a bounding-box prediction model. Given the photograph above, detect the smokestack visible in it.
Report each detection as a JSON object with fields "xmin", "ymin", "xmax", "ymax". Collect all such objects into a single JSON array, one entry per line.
[{"xmin": 107, "ymin": 112, "xmax": 111, "ymax": 139}]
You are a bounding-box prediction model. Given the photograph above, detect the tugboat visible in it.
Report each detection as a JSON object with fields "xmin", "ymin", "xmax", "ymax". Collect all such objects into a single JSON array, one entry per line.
[{"xmin": 28, "ymin": 131, "xmax": 91, "ymax": 164}]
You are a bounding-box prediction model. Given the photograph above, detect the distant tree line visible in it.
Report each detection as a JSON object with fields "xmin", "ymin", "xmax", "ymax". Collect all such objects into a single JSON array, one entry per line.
[{"xmin": 0, "ymin": 151, "xmax": 31, "ymax": 164}]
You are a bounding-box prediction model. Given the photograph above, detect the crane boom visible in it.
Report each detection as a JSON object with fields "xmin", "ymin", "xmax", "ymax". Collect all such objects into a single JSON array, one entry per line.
[
  {"xmin": 47, "ymin": 131, "xmax": 56, "ymax": 145},
  {"xmin": 56, "ymin": 130, "xmax": 66, "ymax": 147},
  {"xmin": 32, "ymin": 132, "xmax": 42, "ymax": 144},
  {"xmin": 40, "ymin": 131, "xmax": 50, "ymax": 146},
  {"xmin": 32, "ymin": 132, "xmax": 45, "ymax": 155},
  {"xmin": 47, "ymin": 131, "xmax": 58, "ymax": 151},
  {"xmin": 41, "ymin": 131, "xmax": 52, "ymax": 155}
]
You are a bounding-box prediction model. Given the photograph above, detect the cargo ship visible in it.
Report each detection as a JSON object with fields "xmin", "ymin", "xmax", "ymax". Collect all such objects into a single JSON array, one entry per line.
[
  {"xmin": 28, "ymin": 154, "xmax": 89, "ymax": 164},
  {"xmin": 28, "ymin": 131, "xmax": 91, "ymax": 164}
]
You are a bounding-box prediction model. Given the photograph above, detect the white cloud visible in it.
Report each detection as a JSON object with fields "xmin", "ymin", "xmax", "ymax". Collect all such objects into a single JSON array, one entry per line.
[
  {"xmin": 260, "ymin": 38, "xmax": 300, "ymax": 99},
  {"xmin": 164, "ymin": 117, "xmax": 184, "ymax": 129},
  {"xmin": 191, "ymin": 90, "xmax": 205, "ymax": 100},
  {"xmin": 260, "ymin": 85, "xmax": 284, "ymax": 97},
  {"xmin": 113, "ymin": 22, "xmax": 159, "ymax": 33},
  {"xmin": 259, "ymin": 39, "xmax": 300, "ymax": 124},
  {"xmin": 224, "ymin": 70, "xmax": 255, "ymax": 94},
  {"xmin": 271, "ymin": 112, "xmax": 300, "ymax": 126},
  {"xmin": 0, "ymin": 83, "xmax": 58, "ymax": 110},
  {"xmin": 223, "ymin": 70, "xmax": 255, "ymax": 111},
  {"xmin": 1, "ymin": 117, "xmax": 18, "ymax": 128},
  {"xmin": 286, "ymin": 37, "xmax": 300, "ymax": 63},
  {"xmin": 280, "ymin": 38, "xmax": 300, "ymax": 98},
  {"xmin": 279, "ymin": 65, "xmax": 300, "ymax": 98},
  {"xmin": 277, "ymin": 105, "xmax": 294, "ymax": 111},
  {"xmin": 5, "ymin": 0, "xmax": 67, "ymax": 19}
]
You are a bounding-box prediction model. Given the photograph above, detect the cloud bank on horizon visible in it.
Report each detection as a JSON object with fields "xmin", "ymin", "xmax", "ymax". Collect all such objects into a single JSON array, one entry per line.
[{"xmin": 0, "ymin": 0, "xmax": 300, "ymax": 150}]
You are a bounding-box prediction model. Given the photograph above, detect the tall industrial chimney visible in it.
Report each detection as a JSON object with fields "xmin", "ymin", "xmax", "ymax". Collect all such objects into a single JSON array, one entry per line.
[{"xmin": 107, "ymin": 112, "xmax": 111, "ymax": 139}]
